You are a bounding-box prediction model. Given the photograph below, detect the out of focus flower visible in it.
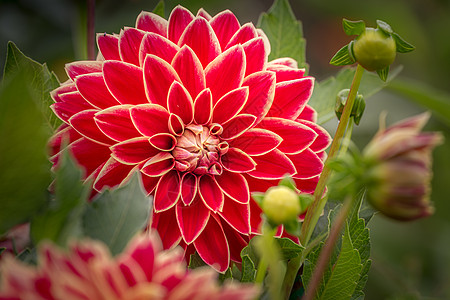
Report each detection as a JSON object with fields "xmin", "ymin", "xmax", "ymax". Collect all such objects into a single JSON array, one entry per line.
[
  {"xmin": 49, "ymin": 5, "xmax": 331, "ymax": 271},
  {"xmin": 0, "ymin": 233, "xmax": 259, "ymax": 300},
  {"xmin": 0, "ymin": 224, "xmax": 30, "ymax": 258},
  {"xmin": 363, "ymin": 112, "xmax": 443, "ymax": 221}
]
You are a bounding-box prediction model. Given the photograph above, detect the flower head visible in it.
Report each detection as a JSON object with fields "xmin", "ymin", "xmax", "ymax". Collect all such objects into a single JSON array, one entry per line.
[
  {"xmin": 49, "ymin": 5, "xmax": 331, "ymax": 271},
  {"xmin": 363, "ymin": 112, "xmax": 443, "ymax": 221},
  {"xmin": 0, "ymin": 234, "xmax": 259, "ymax": 300}
]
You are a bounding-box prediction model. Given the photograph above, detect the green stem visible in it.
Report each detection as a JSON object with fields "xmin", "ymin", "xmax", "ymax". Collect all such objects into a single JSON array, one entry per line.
[
  {"xmin": 338, "ymin": 118, "xmax": 354, "ymax": 158},
  {"xmin": 300, "ymin": 64, "xmax": 365, "ymax": 246},
  {"xmin": 255, "ymin": 225, "xmax": 277, "ymax": 285}
]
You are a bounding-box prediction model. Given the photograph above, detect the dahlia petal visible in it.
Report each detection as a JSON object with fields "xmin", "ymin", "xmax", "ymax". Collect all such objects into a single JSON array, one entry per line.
[
  {"xmin": 176, "ymin": 198, "xmax": 210, "ymax": 244},
  {"xmin": 168, "ymin": 5, "xmax": 195, "ymax": 44},
  {"xmin": 149, "ymin": 133, "xmax": 177, "ymax": 151},
  {"xmin": 196, "ymin": 8, "xmax": 212, "ymax": 20},
  {"xmin": 139, "ymin": 33, "xmax": 180, "ymax": 66},
  {"xmin": 244, "ymin": 174, "xmax": 277, "ymax": 193},
  {"xmin": 297, "ymin": 105, "xmax": 317, "ymax": 122},
  {"xmin": 193, "ymin": 88, "xmax": 213, "ymax": 125},
  {"xmin": 171, "ymin": 45, "xmax": 206, "ymax": 99},
  {"xmin": 211, "ymin": 87, "xmax": 248, "ymax": 124},
  {"xmin": 221, "ymin": 147, "xmax": 256, "ymax": 173},
  {"xmin": 225, "ymin": 23, "xmax": 257, "ymax": 50},
  {"xmin": 268, "ymin": 57, "xmax": 298, "ymax": 68},
  {"xmin": 242, "ymin": 37, "xmax": 267, "ymax": 76},
  {"xmin": 257, "ymin": 28, "xmax": 271, "ymax": 55},
  {"xmin": 294, "ymin": 176, "xmax": 319, "ymax": 194},
  {"xmin": 221, "ymin": 219, "xmax": 249, "ymax": 262},
  {"xmin": 75, "ymin": 73, "xmax": 120, "ymax": 109},
  {"xmin": 193, "ymin": 216, "xmax": 230, "ymax": 272},
  {"xmin": 51, "ymin": 92, "xmax": 94, "ymax": 123},
  {"xmin": 110, "ymin": 137, "xmax": 158, "ymax": 164},
  {"xmin": 94, "ymin": 157, "xmax": 136, "ymax": 191},
  {"xmin": 143, "ymin": 54, "xmax": 181, "ymax": 107},
  {"xmin": 215, "ymin": 171, "xmax": 249, "ymax": 204},
  {"xmin": 141, "ymin": 152, "xmax": 175, "ymax": 177},
  {"xmin": 119, "ymin": 27, "xmax": 146, "ymax": 66},
  {"xmin": 288, "ymin": 148, "xmax": 324, "ymax": 179},
  {"xmin": 167, "ymin": 81, "xmax": 194, "ymax": 125},
  {"xmin": 130, "ymin": 104, "xmax": 170, "ymax": 137},
  {"xmin": 181, "ymin": 173, "xmax": 197, "ymax": 206},
  {"xmin": 69, "ymin": 138, "xmax": 111, "ymax": 178},
  {"xmin": 249, "ymin": 198, "xmax": 263, "ymax": 233},
  {"xmin": 266, "ymin": 65, "xmax": 306, "ymax": 83},
  {"xmin": 199, "ymin": 175, "xmax": 224, "ymax": 212},
  {"xmin": 69, "ymin": 110, "xmax": 115, "ymax": 146},
  {"xmin": 136, "ymin": 11, "xmax": 168, "ymax": 37},
  {"xmin": 168, "ymin": 114, "xmax": 184, "ymax": 136},
  {"xmin": 258, "ymin": 117, "xmax": 317, "ymax": 154},
  {"xmin": 65, "ymin": 61, "xmax": 102, "ymax": 81},
  {"xmin": 267, "ymin": 77, "xmax": 314, "ymax": 120},
  {"xmin": 240, "ymin": 71, "xmax": 276, "ymax": 123},
  {"xmin": 96, "ymin": 33, "xmax": 120, "ymax": 61},
  {"xmin": 298, "ymin": 120, "xmax": 332, "ymax": 152},
  {"xmin": 48, "ymin": 125, "xmax": 82, "ymax": 156},
  {"xmin": 178, "ymin": 18, "xmax": 221, "ymax": 68},
  {"xmin": 94, "ymin": 105, "xmax": 141, "ymax": 142},
  {"xmin": 153, "ymin": 170, "xmax": 181, "ymax": 212},
  {"xmin": 248, "ymin": 149, "xmax": 296, "ymax": 179},
  {"xmin": 210, "ymin": 10, "xmax": 240, "ymax": 50},
  {"xmin": 205, "ymin": 45, "xmax": 245, "ymax": 103},
  {"xmin": 152, "ymin": 209, "xmax": 182, "ymax": 249},
  {"xmin": 103, "ymin": 61, "xmax": 148, "ymax": 105},
  {"xmin": 228, "ymin": 128, "xmax": 282, "ymax": 156},
  {"xmin": 221, "ymin": 114, "xmax": 256, "ymax": 140},
  {"xmin": 141, "ymin": 173, "xmax": 160, "ymax": 195},
  {"xmin": 50, "ymin": 82, "xmax": 77, "ymax": 103}
]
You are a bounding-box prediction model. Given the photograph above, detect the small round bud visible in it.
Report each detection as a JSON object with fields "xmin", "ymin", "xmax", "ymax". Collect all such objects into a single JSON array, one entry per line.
[
  {"xmin": 262, "ymin": 186, "xmax": 301, "ymax": 225},
  {"xmin": 353, "ymin": 28, "xmax": 396, "ymax": 71}
]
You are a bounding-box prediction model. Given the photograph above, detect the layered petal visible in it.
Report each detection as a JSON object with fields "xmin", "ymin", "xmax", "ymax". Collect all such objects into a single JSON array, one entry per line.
[
  {"xmin": 65, "ymin": 61, "xmax": 102, "ymax": 81},
  {"xmin": 94, "ymin": 105, "xmax": 141, "ymax": 142},
  {"xmin": 212, "ymin": 87, "xmax": 248, "ymax": 124},
  {"xmin": 94, "ymin": 157, "xmax": 136, "ymax": 191},
  {"xmin": 69, "ymin": 110, "xmax": 115, "ymax": 146},
  {"xmin": 167, "ymin": 81, "xmax": 194, "ymax": 125},
  {"xmin": 240, "ymin": 71, "xmax": 276, "ymax": 122},
  {"xmin": 110, "ymin": 137, "xmax": 158, "ymax": 164},
  {"xmin": 154, "ymin": 170, "xmax": 181, "ymax": 212},
  {"xmin": 248, "ymin": 149, "xmax": 296, "ymax": 179},
  {"xmin": 118, "ymin": 27, "xmax": 146, "ymax": 66},
  {"xmin": 96, "ymin": 33, "xmax": 120, "ymax": 61},
  {"xmin": 228, "ymin": 128, "xmax": 282, "ymax": 156},
  {"xmin": 221, "ymin": 148, "xmax": 256, "ymax": 173},
  {"xmin": 289, "ymin": 148, "xmax": 324, "ymax": 179},
  {"xmin": 168, "ymin": 5, "xmax": 195, "ymax": 44},
  {"xmin": 139, "ymin": 33, "xmax": 179, "ymax": 66},
  {"xmin": 130, "ymin": 104, "xmax": 170, "ymax": 137},
  {"xmin": 75, "ymin": 72, "xmax": 120, "ymax": 109},
  {"xmin": 215, "ymin": 171, "xmax": 249, "ymax": 204},
  {"xmin": 176, "ymin": 198, "xmax": 210, "ymax": 244},
  {"xmin": 136, "ymin": 11, "xmax": 168, "ymax": 37},
  {"xmin": 209, "ymin": 10, "xmax": 240, "ymax": 50},
  {"xmin": 199, "ymin": 175, "xmax": 224, "ymax": 212}
]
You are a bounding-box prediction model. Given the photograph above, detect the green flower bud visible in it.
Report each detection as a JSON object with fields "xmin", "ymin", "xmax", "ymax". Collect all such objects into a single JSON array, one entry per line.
[
  {"xmin": 353, "ymin": 28, "xmax": 396, "ymax": 71},
  {"xmin": 262, "ymin": 186, "xmax": 301, "ymax": 225}
]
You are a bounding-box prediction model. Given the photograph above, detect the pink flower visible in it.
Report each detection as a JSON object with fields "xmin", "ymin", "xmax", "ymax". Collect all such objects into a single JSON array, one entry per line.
[
  {"xmin": 49, "ymin": 6, "xmax": 331, "ymax": 271},
  {"xmin": 0, "ymin": 234, "xmax": 259, "ymax": 300}
]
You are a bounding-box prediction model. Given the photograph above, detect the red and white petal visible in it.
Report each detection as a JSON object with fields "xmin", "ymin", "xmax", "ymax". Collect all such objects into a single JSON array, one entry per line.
[
  {"xmin": 212, "ymin": 87, "xmax": 248, "ymax": 125},
  {"xmin": 171, "ymin": 45, "xmax": 206, "ymax": 99},
  {"xmin": 196, "ymin": 8, "xmax": 212, "ymax": 20},
  {"xmin": 221, "ymin": 147, "xmax": 256, "ymax": 173},
  {"xmin": 205, "ymin": 45, "xmax": 245, "ymax": 103},
  {"xmin": 176, "ymin": 198, "xmax": 210, "ymax": 244},
  {"xmin": 181, "ymin": 173, "xmax": 197, "ymax": 206},
  {"xmin": 51, "ymin": 92, "xmax": 93, "ymax": 124},
  {"xmin": 210, "ymin": 10, "xmax": 240, "ymax": 50},
  {"xmin": 193, "ymin": 88, "xmax": 213, "ymax": 125},
  {"xmin": 96, "ymin": 33, "xmax": 120, "ymax": 61},
  {"xmin": 242, "ymin": 37, "xmax": 267, "ymax": 76},
  {"xmin": 288, "ymin": 148, "xmax": 324, "ymax": 179},
  {"xmin": 168, "ymin": 114, "xmax": 184, "ymax": 136},
  {"xmin": 294, "ymin": 176, "xmax": 319, "ymax": 194},
  {"xmin": 297, "ymin": 105, "xmax": 317, "ymax": 123},
  {"xmin": 198, "ymin": 175, "xmax": 224, "ymax": 212},
  {"xmin": 153, "ymin": 170, "xmax": 181, "ymax": 212},
  {"xmin": 152, "ymin": 209, "xmax": 182, "ymax": 250},
  {"xmin": 65, "ymin": 61, "xmax": 102, "ymax": 81},
  {"xmin": 48, "ymin": 125, "xmax": 82, "ymax": 156},
  {"xmin": 136, "ymin": 11, "xmax": 168, "ymax": 37},
  {"xmin": 248, "ymin": 149, "xmax": 296, "ymax": 179},
  {"xmin": 130, "ymin": 104, "xmax": 170, "ymax": 137},
  {"xmin": 75, "ymin": 72, "xmax": 120, "ymax": 109},
  {"xmin": 118, "ymin": 27, "xmax": 146, "ymax": 66},
  {"xmin": 167, "ymin": 81, "xmax": 194, "ymax": 125},
  {"xmin": 69, "ymin": 110, "xmax": 115, "ymax": 146},
  {"xmin": 298, "ymin": 120, "xmax": 331, "ymax": 153},
  {"xmin": 141, "ymin": 152, "xmax": 175, "ymax": 177},
  {"xmin": 258, "ymin": 117, "xmax": 317, "ymax": 154},
  {"xmin": 244, "ymin": 174, "xmax": 278, "ymax": 193},
  {"xmin": 50, "ymin": 82, "xmax": 77, "ymax": 103},
  {"xmin": 141, "ymin": 173, "xmax": 160, "ymax": 195},
  {"xmin": 219, "ymin": 197, "xmax": 251, "ymax": 235},
  {"xmin": 68, "ymin": 137, "xmax": 111, "ymax": 178},
  {"xmin": 168, "ymin": 5, "xmax": 195, "ymax": 44},
  {"xmin": 228, "ymin": 128, "xmax": 281, "ymax": 156},
  {"xmin": 143, "ymin": 54, "xmax": 181, "ymax": 107},
  {"xmin": 221, "ymin": 114, "xmax": 256, "ymax": 140},
  {"xmin": 103, "ymin": 61, "xmax": 148, "ymax": 105},
  {"xmin": 94, "ymin": 157, "xmax": 136, "ymax": 191},
  {"xmin": 139, "ymin": 33, "xmax": 180, "ymax": 66},
  {"xmin": 249, "ymin": 198, "xmax": 263, "ymax": 234},
  {"xmin": 178, "ymin": 18, "xmax": 221, "ymax": 68},
  {"xmin": 225, "ymin": 23, "xmax": 258, "ymax": 50},
  {"xmin": 110, "ymin": 137, "xmax": 158, "ymax": 165},
  {"xmin": 267, "ymin": 77, "xmax": 314, "ymax": 120},
  {"xmin": 94, "ymin": 105, "xmax": 141, "ymax": 142},
  {"xmin": 149, "ymin": 133, "xmax": 177, "ymax": 151},
  {"xmin": 266, "ymin": 65, "xmax": 306, "ymax": 83},
  {"xmin": 215, "ymin": 171, "xmax": 249, "ymax": 204},
  {"xmin": 193, "ymin": 216, "xmax": 230, "ymax": 272},
  {"xmin": 268, "ymin": 57, "xmax": 298, "ymax": 68},
  {"xmin": 221, "ymin": 221, "xmax": 249, "ymax": 263}
]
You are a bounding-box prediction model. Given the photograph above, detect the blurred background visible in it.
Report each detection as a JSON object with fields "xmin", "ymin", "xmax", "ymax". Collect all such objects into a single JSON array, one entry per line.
[{"xmin": 0, "ymin": 0, "xmax": 449, "ymax": 298}]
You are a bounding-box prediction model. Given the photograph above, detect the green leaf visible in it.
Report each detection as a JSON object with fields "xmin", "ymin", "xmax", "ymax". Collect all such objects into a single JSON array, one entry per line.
[
  {"xmin": 152, "ymin": 0, "xmax": 165, "ymax": 18},
  {"xmin": 258, "ymin": 0, "xmax": 306, "ymax": 68},
  {"xmin": 342, "ymin": 19, "xmax": 366, "ymax": 36},
  {"xmin": 3, "ymin": 42, "xmax": 61, "ymax": 133},
  {"xmin": 241, "ymin": 255, "xmax": 257, "ymax": 282},
  {"xmin": 0, "ymin": 248, "xmax": 5, "ymax": 255},
  {"xmin": 82, "ymin": 173, "xmax": 151, "ymax": 255},
  {"xmin": 330, "ymin": 42, "xmax": 356, "ymax": 66},
  {"xmin": 30, "ymin": 150, "xmax": 89, "ymax": 247},
  {"xmin": 391, "ymin": 32, "xmax": 415, "ymax": 53},
  {"xmin": 276, "ymin": 237, "xmax": 304, "ymax": 260},
  {"xmin": 17, "ymin": 248, "xmax": 37, "ymax": 265},
  {"xmin": 376, "ymin": 66, "xmax": 389, "ymax": 82},
  {"xmin": 251, "ymin": 192, "xmax": 265, "ymax": 206},
  {"xmin": 188, "ymin": 251, "xmax": 207, "ymax": 269},
  {"xmin": 387, "ymin": 78, "xmax": 450, "ymax": 126},
  {"xmin": 219, "ymin": 267, "xmax": 233, "ymax": 282},
  {"xmin": 279, "ymin": 176, "xmax": 297, "ymax": 191},
  {"xmin": 376, "ymin": 20, "xmax": 393, "ymax": 35}
]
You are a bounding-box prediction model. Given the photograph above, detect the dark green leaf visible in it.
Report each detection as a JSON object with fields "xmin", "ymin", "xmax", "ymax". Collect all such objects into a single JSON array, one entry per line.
[
  {"xmin": 342, "ymin": 19, "xmax": 366, "ymax": 36},
  {"xmin": 152, "ymin": 0, "xmax": 165, "ymax": 18},
  {"xmin": 279, "ymin": 176, "xmax": 297, "ymax": 191},
  {"xmin": 276, "ymin": 237, "xmax": 304, "ymax": 260},
  {"xmin": 391, "ymin": 32, "xmax": 415, "ymax": 53},
  {"xmin": 251, "ymin": 192, "xmax": 265, "ymax": 206},
  {"xmin": 376, "ymin": 20, "xmax": 393, "ymax": 34},
  {"xmin": 17, "ymin": 248, "xmax": 37, "ymax": 265},
  {"xmin": 219, "ymin": 267, "xmax": 233, "ymax": 282},
  {"xmin": 188, "ymin": 251, "xmax": 207, "ymax": 269},
  {"xmin": 30, "ymin": 150, "xmax": 89, "ymax": 247},
  {"xmin": 258, "ymin": 0, "xmax": 306, "ymax": 68},
  {"xmin": 82, "ymin": 173, "xmax": 151, "ymax": 255},
  {"xmin": 330, "ymin": 43, "xmax": 356, "ymax": 66},
  {"xmin": 241, "ymin": 255, "xmax": 257, "ymax": 282},
  {"xmin": 376, "ymin": 66, "xmax": 389, "ymax": 81}
]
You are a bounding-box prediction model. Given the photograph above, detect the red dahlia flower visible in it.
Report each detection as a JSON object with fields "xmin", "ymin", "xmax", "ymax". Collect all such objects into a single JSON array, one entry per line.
[
  {"xmin": 49, "ymin": 6, "xmax": 331, "ymax": 272},
  {"xmin": 0, "ymin": 234, "xmax": 259, "ymax": 300}
]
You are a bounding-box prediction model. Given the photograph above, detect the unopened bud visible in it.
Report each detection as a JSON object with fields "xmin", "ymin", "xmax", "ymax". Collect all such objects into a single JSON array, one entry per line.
[
  {"xmin": 335, "ymin": 89, "xmax": 365, "ymax": 125},
  {"xmin": 353, "ymin": 28, "xmax": 396, "ymax": 71},
  {"xmin": 262, "ymin": 186, "xmax": 301, "ymax": 225}
]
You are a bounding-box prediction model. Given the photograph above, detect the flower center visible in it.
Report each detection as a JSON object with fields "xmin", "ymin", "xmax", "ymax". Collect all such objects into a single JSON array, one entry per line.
[{"xmin": 172, "ymin": 124, "xmax": 227, "ymax": 175}]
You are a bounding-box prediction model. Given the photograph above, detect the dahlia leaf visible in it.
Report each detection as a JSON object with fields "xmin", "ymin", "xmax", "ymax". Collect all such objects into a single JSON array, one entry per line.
[
  {"xmin": 329, "ymin": 43, "xmax": 356, "ymax": 66},
  {"xmin": 188, "ymin": 252, "xmax": 207, "ymax": 269},
  {"xmin": 275, "ymin": 238, "xmax": 304, "ymax": 260},
  {"xmin": 0, "ymin": 70, "xmax": 51, "ymax": 234},
  {"xmin": 30, "ymin": 149, "xmax": 89, "ymax": 247},
  {"xmin": 3, "ymin": 41, "xmax": 61, "ymax": 132},
  {"xmin": 82, "ymin": 173, "xmax": 151, "ymax": 255},
  {"xmin": 258, "ymin": 0, "xmax": 306, "ymax": 68},
  {"xmin": 152, "ymin": 0, "xmax": 165, "ymax": 18},
  {"xmin": 219, "ymin": 267, "xmax": 233, "ymax": 282},
  {"xmin": 392, "ymin": 32, "xmax": 415, "ymax": 53},
  {"xmin": 241, "ymin": 254, "xmax": 257, "ymax": 282}
]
